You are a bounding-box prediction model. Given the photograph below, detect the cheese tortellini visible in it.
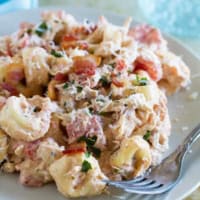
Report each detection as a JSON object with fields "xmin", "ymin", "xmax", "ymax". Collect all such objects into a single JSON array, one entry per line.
[
  {"xmin": 49, "ymin": 152, "xmax": 107, "ymax": 198},
  {"xmin": 0, "ymin": 95, "xmax": 57, "ymax": 141},
  {"xmin": 110, "ymin": 135, "xmax": 152, "ymax": 177}
]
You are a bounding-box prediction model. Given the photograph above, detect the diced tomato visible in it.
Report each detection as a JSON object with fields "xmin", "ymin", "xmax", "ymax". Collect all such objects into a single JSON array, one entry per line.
[
  {"xmin": 134, "ymin": 56, "xmax": 162, "ymax": 81},
  {"xmin": 116, "ymin": 59, "xmax": 126, "ymax": 71},
  {"xmin": 63, "ymin": 34, "xmax": 78, "ymax": 42},
  {"xmin": 112, "ymin": 77, "xmax": 124, "ymax": 87},
  {"xmin": 1, "ymin": 82, "xmax": 18, "ymax": 96},
  {"xmin": 128, "ymin": 24, "xmax": 162, "ymax": 45},
  {"xmin": 54, "ymin": 73, "xmax": 68, "ymax": 82}
]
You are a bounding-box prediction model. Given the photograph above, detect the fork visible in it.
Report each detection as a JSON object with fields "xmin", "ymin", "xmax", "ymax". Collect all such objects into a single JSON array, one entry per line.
[{"xmin": 105, "ymin": 123, "xmax": 200, "ymax": 194}]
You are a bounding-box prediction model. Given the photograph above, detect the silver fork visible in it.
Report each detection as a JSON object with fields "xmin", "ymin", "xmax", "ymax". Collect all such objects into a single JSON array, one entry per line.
[{"xmin": 105, "ymin": 123, "xmax": 200, "ymax": 194}]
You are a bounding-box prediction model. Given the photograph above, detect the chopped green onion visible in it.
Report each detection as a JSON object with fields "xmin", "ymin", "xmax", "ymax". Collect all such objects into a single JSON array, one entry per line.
[
  {"xmin": 77, "ymin": 86, "xmax": 83, "ymax": 93},
  {"xmin": 51, "ymin": 49, "xmax": 64, "ymax": 58},
  {"xmin": 135, "ymin": 75, "xmax": 148, "ymax": 86},
  {"xmin": 143, "ymin": 130, "xmax": 151, "ymax": 141},
  {"xmin": 63, "ymin": 83, "xmax": 69, "ymax": 89},
  {"xmin": 81, "ymin": 160, "xmax": 92, "ymax": 172},
  {"xmin": 78, "ymin": 136, "xmax": 97, "ymax": 146},
  {"xmin": 35, "ymin": 22, "xmax": 48, "ymax": 36}
]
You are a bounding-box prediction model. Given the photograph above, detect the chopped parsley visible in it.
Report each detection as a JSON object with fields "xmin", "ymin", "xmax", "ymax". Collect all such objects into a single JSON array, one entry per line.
[
  {"xmin": 78, "ymin": 136, "xmax": 101, "ymax": 158},
  {"xmin": 135, "ymin": 75, "xmax": 148, "ymax": 86},
  {"xmin": 35, "ymin": 22, "xmax": 48, "ymax": 36},
  {"xmin": 78, "ymin": 136, "xmax": 97, "ymax": 146},
  {"xmin": 81, "ymin": 160, "xmax": 92, "ymax": 172},
  {"xmin": 77, "ymin": 86, "xmax": 83, "ymax": 93},
  {"xmin": 63, "ymin": 83, "xmax": 69, "ymax": 89},
  {"xmin": 51, "ymin": 49, "xmax": 64, "ymax": 58},
  {"xmin": 100, "ymin": 76, "xmax": 110, "ymax": 87},
  {"xmin": 143, "ymin": 130, "xmax": 151, "ymax": 141}
]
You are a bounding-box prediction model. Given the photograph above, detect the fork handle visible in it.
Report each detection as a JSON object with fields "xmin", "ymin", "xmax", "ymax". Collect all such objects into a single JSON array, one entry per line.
[
  {"xmin": 176, "ymin": 123, "xmax": 200, "ymax": 161},
  {"xmin": 182, "ymin": 123, "xmax": 200, "ymax": 152}
]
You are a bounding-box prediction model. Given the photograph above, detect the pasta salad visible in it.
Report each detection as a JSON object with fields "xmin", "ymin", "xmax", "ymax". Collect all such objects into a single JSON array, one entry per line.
[{"xmin": 0, "ymin": 11, "xmax": 190, "ymax": 198}]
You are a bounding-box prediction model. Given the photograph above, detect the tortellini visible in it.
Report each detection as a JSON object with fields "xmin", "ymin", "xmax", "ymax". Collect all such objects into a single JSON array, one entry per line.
[
  {"xmin": 22, "ymin": 47, "xmax": 49, "ymax": 86},
  {"xmin": 0, "ymin": 95, "xmax": 57, "ymax": 141},
  {"xmin": 49, "ymin": 152, "xmax": 107, "ymax": 198},
  {"xmin": 16, "ymin": 138, "xmax": 64, "ymax": 187},
  {"xmin": 110, "ymin": 135, "xmax": 152, "ymax": 177}
]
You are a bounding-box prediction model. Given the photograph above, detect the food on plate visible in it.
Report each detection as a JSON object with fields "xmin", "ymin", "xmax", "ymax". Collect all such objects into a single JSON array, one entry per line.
[{"xmin": 0, "ymin": 11, "xmax": 190, "ymax": 198}]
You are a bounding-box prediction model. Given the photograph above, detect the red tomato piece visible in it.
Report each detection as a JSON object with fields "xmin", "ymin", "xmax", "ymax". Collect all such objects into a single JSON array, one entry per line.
[{"xmin": 134, "ymin": 56, "xmax": 162, "ymax": 81}]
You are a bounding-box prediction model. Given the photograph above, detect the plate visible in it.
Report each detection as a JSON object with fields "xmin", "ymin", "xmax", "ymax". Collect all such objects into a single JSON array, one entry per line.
[{"xmin": 0, "ymin": 6, "xmax": 200, "ymax": 200}]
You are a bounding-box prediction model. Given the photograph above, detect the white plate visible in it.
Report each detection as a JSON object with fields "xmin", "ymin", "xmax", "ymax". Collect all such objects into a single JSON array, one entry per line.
[{"xmin": 0, "ymin": 6, "xmax": 200, "ymax": 200}]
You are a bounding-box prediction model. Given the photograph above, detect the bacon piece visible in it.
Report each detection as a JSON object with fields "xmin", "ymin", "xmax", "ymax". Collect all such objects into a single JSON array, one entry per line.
[
  {"xmin": 112, "ymin": 77, "xmax": 124, "ymax": 87},
  {"xmin": 65, "ymin": 114, "xmax": 104, "ymax": 144},
  {"xmin": 1, "ymin": 82, "xmax": 19, "ymax": 96},
  {"xmin": 23, "ymin": 140, "xmax": 40, "ymax": 160},
  {"xmin": 134, "ymin": 56, "xmax": 162, "ymax": 81},
  {"xmin": 54, "ymin": 73, "xmax": 68, "ymax": 82},
  {"xmin": 63, "ymin": 142, "xmax": 86, "ymax": 155},
  {"xmin": 128, "ymin": 24, "xmax": 162, "ymax": 45},
  {"xmin": 73, "ymin": 55, "xmax": 101, "ymax": 76},
  {"xmin": 115, "ymin": 59, "xmax": 126, "ymax": 71}
]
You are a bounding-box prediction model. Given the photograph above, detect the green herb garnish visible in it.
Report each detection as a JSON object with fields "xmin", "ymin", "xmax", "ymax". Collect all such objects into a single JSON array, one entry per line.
[
  {"xmin": 35, "ymin": 22, "xmax": 48, "ymax": 36},
  {"xmin": 63, "ymin": 83, "xmax": 69, "ymax": 89},
  {"xmin": 78, "ymin": 136, "xmax": 97, "ymax": 146},
  {"xmin": 135, "ymin": 75, "xmax": 148, "ymax": 86},
  {"xmin": 100, "ymin": 76, "xmax": 110, "ymax": 87},
  {"xmin": 77, "ymin": 86, "xmax": 83, "ymax": 93},
  {"xmin": 81, "ymin": 160, "xmax": 92, "ymax": 172},
  {"xmin": 51, "ymin": 49, "xmax": 63, "ymax": 58},
  {"xmin": 143, "ymin": 130, "xmax": 151, "ymax": 141}
]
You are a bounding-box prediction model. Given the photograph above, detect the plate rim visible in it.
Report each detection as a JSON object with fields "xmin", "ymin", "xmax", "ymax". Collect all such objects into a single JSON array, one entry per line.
[{"xmin": 0, "ymin": 6, "xmax": 199, "ymax": 200}]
